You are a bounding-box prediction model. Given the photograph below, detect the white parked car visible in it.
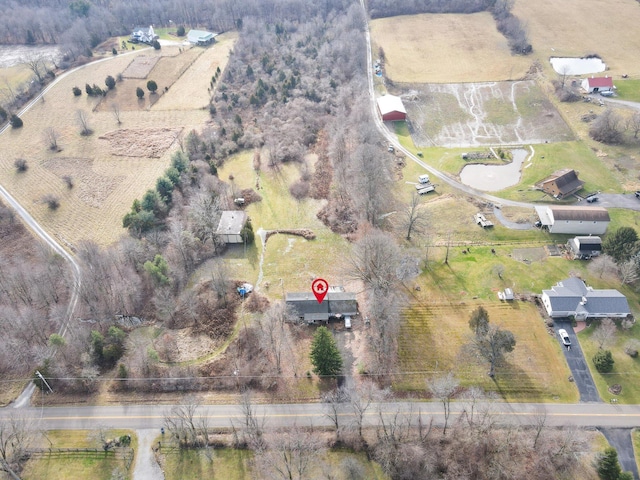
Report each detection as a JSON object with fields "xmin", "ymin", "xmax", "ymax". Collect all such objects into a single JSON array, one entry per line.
[
  {"xmin": 345, "ymin": 316, "xmax": 352, "ymax": 329},
  {"xmin": 558, "ymin": 329, "xmax": 571, "ymax": 347}
]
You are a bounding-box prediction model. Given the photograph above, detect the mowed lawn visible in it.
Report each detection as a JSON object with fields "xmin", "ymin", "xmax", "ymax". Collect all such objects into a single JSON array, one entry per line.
[
  {"xmin": 578, "ymin": 322, "xmax": 640, "ymax": 404},
  {"xmin": 0, "ymin": 39, "xmax": 233, "ymax": 247},
  {"xmin": 370, "ymin": 12, "xmax": 532, "ymax": 83},
  {"xmin": 163, "ymin": 448, "xmax": 387, "ymax": 480},
  {"xmin": 513, "ymin": 0, "xmax": 640, "ymax": 75},
  {"xmin": 21, "ymin": 430, "xmax": 136, "ymax": 480},
  {"xmin": 398, "ymin": 299, "xmax": 578, "ymax": 402}
]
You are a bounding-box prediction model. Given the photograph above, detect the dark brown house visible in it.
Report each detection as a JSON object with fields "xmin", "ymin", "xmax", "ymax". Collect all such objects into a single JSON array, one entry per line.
[{"xmin": 535, "ymin": 169, "xmax": 585, "ymax": 199}]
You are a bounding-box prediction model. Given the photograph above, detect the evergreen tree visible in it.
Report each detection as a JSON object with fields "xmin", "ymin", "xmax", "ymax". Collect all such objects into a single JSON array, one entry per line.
[
  {"xmin": 136, "ymin": 87, "xmax": 144, "ymax": 99},
  {"xmin": 147, "ymin": 80, "xmax": 158, "ymax": 93},
  {"xmin": 105, "ymin": 75, "xmax": 116, "ymax": 90},
  {"xmin": 597, "ymin": 447, "xmax": 622, "ymax": 480},
  {"xmin": 593, "ymin": 350, "xmax": 615, "ymax": 373},
  {"xmin": 602, "ymin": 227, "xmax": 639, "ymax": 263},
  {"xmin": 310, "ymin": 326, "xmax": 342, "ymax": 377}
]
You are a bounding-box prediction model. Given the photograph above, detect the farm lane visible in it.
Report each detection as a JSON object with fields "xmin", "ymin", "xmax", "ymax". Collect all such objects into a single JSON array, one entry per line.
[
  {"xmin": 603, "ymin": 97, "xmax": 640, "ymax": 112},
  {"xmin": 3, "ymin": 402, "xmax": 640, "ymax": 431},
  {"xmin": 133, "ymin": 429, "xmax": 165, "ymax": 480}
]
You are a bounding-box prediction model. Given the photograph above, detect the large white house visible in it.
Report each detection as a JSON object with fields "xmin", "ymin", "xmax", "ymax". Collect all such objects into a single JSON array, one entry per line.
[
  {"xmin": 534, "ymin": 205, "xmax": 610, "ymax": 235},
  {"xmin": 541, "ymin": 277, "xmax": 630, "ymax": 320}
]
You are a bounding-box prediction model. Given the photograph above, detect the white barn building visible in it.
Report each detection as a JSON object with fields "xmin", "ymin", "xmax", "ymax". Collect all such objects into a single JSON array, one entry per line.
[{"xmin": 534, "ymin": 205, "xmax": 610, "ymax": 235}]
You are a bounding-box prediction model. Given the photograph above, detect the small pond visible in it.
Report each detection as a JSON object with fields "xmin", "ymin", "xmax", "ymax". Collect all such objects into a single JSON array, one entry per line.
[
  {"xmin": 550, "ymin": 56, "xmax": 606, "ymax": 75},
  {"xmin": 459, "ymin": 149, "xmax": 528, "ymax": 191}
]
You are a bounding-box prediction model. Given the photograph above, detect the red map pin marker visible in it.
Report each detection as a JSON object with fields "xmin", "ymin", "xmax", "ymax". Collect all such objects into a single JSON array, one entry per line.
[{"xmin": 312, "ymin": 278, "xmax": 329, "ymax": 304}]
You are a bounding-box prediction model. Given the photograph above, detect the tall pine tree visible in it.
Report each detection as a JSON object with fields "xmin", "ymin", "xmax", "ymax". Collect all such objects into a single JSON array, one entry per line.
[
  {"xmin": 310, "ymin": 326, "xmax": 342, "ymax": 377},
  {"xmin": 597, "ymin": 447, "xmax": 622, "ymax": 480}
]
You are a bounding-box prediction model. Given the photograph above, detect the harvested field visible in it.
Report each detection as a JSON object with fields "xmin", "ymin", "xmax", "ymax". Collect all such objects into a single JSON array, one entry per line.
[
  {"xmin": 0, "ymin": 43, "xmax": 228, "ymax": 246},
  {"xmin": 514, "ymin": 0, "xmax": 640, "ymax": 75},
  {"xmin": 42, "ymin": 157, "xmax": 124, "ymax": 208},
  {"xmin": 152, "ymin": 33, "xmax": 237, "ymax": 111},
  {"xmin": 404, "ymin": 80, "xmax": 574, "ymax": 147},
  {"xmin": 121, "ymin": 55, "xmax": 160, "ymax": 79},
  {"xmin": 99, "ymin": 127, "xmax": 182, "ymax": 157},
  {"xmin": 370, "ymin": 12, "xmax": 532, "ymax": 83}
]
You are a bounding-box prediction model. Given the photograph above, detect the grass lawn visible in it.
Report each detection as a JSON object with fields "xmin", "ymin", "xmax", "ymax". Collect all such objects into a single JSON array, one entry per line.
[
  {"xmin": 614, "ymin": 79, "xmax": 640, "ymax": 103},
  {"xmin": 22, "ymin": 430, "xmax": 137, "ymax": 480},
  {"xmin": 162, "ymin": 447, "xmax": 387, "ymax": 479},
  {"xmin": 577, "ymin": 322, "xmax": 640, "ymax": 404}
]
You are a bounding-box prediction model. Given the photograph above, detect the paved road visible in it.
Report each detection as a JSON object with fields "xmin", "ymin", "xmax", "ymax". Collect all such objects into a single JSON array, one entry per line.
[
  {"xmin": 553, "ymin": 321, "xmax": 601, "ymax": 403},
  {"xmin": 3, "ymin": 402, "xmax": 640, "ymax": 430},
  {"xmin": 600, "ymin": 428, "xmax": 640, "ymax": 479}
]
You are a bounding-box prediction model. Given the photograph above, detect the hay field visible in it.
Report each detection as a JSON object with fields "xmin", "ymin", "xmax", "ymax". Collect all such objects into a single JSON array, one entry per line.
[
  {"xmin": 514, "ymin": 0, "xmax": 640, "ymax": 75},
  {"xmin": 0, "ymin": 40, "xmax": 234, "ymax": 247},
  {"xmin": 404, "ymin": 80, "xmax": 574, "ymax": 147},
  {"xmin": 370, "ymin": 12, "xmax": 532, "ymax": 83},
  {"xmin": 153, "ymin": 32, "xmax": 237, "ymax": 111}
]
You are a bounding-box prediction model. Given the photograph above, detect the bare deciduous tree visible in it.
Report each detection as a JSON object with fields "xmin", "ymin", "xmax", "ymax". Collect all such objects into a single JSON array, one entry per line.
[
  {"xmin": 163, "ymin": 395, "xmax": 209, "ymax": 448},
  {"xmin": 21, "ymin": 52, "xmax": 47, "ymax": 83},
  {"xmin": 0, "ymin": 413, "xmax": 38, "ymax": 478},
  {"xmin": 401, "ymin": 192, "xmax": 429, "ymax": 241},
  {"xmin": 348, "ymin": 381, "xmax": 385, "ymax": 441},
  {"xmin": 589, "ymin": 108, "xmax": 624, "ymax": 144},
  {"xmin": 627, "ymin": 112, "xmax": 640, "ymax": 139},
  {"xmin": 256, "ymin": 426, "xmax": 324, "ymax": 480},
  {"xmin": 347, "ymin": 229, "xmax": 403, "ymax": 295},
  {"xmin": 76, "ymin": 109, "xmax": 92, "ymax": 136},
  {"xmin": 322, "ymin": 386, "xmax": 349, "ymax": 442},
  {"xmin": 111, "ymin": 103, "xmax": 122, "ymax": 125},
  {"xmin": 43, "ymin": 127, "xmax": 60, "ymax": 151},
  {"xmin": 427, "ymin": 372, "xmax": 459, "ymax": 435},
  {"xmin": 236, "ymin": 390, "xmax": 267, "ymax": 451},
  {"xmin": 257, "ymin": 301, "xmax": 295, "ymax": 374},
  {"xmin": 588, "ymin": 254, "xmax": 618, "ymax": 279},
  {"xmin": 593, "ymin": 318, "xmax": 617, "ymax": 350},
  {"xmin": 618, "ymin": 259, "xmax": 639, "ymax": 285},
  {"xmin": 189, "ymin": 192, "xmax": 222, "ymax": 245}
]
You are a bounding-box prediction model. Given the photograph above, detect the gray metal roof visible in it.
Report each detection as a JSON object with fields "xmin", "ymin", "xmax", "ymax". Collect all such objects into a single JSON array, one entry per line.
[
  {"xmin": 544, "ymin": 278, "xmax": 630, "ymax": 317},
  {"xmin": 286, "ymin": 291, "xmax": 357, "ymax": 316},
  {"xmin": 216, "ymin": 211, "xmax": 247, "ymax": 235},
  {"xmin": 549, "ymin": 206, "xmax": 610, "ymax": 222}
]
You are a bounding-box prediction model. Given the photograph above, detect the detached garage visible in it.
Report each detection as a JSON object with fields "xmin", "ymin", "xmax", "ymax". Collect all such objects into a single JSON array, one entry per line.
[{"xmin": 377, "ymin": 95, "xmax": 406, "ymax": 122}]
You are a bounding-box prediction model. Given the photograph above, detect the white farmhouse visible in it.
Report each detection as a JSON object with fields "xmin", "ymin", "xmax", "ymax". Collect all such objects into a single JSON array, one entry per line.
[{"xmin": 534, "ymin": 205, "xmax": 610, "ymax": 235}]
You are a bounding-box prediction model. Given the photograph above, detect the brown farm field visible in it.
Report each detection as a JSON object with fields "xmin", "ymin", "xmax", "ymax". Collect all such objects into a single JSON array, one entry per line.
[
  {"xmin": 0, "ymin": 37, "xmax": 234, "ymax": 247},
  {"xmin": 514, "ymin": 0, "xmax": 640, "ymax": 76},
  {"xmin": 370, "ymin": 12, "xmax": 533, "ymax": 83}
]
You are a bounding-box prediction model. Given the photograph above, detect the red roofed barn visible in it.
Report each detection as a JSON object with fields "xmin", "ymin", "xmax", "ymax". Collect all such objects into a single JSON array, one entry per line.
[
  {"xmin": 581, "ymin": 76, "xmax": 614, "ymax": 94},
  {"xmin": 377, "ymin": 95, "xmax": 406, "ymax": 122}
]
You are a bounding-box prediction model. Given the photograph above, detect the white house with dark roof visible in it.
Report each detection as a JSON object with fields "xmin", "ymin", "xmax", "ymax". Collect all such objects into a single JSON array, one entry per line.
[
  {"xmin": 541, "ymin": 277, "xmax": 630, "ymax": 320},
  {"xmin": 216, "ymin": 211, "xmax": 247, "ymax": 244},
  {"xmin": 534, "ymin": 205, "xmax": 610, "ymax": 235}
]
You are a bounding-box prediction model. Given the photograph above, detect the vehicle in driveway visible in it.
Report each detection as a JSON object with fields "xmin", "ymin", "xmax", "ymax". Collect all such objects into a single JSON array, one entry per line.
[
  {"xmin": 345, "ymin": 316, "xmax": 351, "ymax": 329},
  {"xmin": 558, "ymin": 328, "xmax": 571, "ymax": 346}
]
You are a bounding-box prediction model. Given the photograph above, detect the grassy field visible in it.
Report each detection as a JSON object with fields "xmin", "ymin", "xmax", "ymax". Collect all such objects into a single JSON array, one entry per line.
[
  {"xmin": 634, "ymin": 429, "xmax": 640, "ymax": 474},
  {"xmin": 615, "ymin": 79, "xmax": 640, "ymax": 102},
  {"xmin": 578, "ymin": 322, "xmax": 640, "ymax": 404},
  {"xmin": 370, "ymin": 12, "xmax": 532, "ymax": 83},
  {"xmin": 21, "ymin": 430, "xmax": 136, "ymax": 480},
  {"xmin": 215, "ymin": 152, "xmax": 351, "ymax": 296},
  {"xmin": 513, "ymin": 0, "xmax": 640, "ymax": 77},
  {"xmin": 0, "ymin": 37, "xmax": 234, "ymax": 247},
  {"xmin": 162, "ymin": 447, "xmax": 387, "ymax": 479}
]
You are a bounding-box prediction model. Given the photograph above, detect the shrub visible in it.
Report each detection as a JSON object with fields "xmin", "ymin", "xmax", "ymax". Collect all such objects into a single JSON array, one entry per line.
[
  {"xmin": 593, "ymin": 350, "xmax": 614, "ymax": 373},
  {"xmin": 10, "ymin": 114, "xmax": 23, "ymax": 128},
  {"xmin": 112, "ymin": 47, "xmax": 117, "ymax": 55},
  {"xmin": 72, "ymin": 86, "xmax": 82, "ymax": 96},
  {"xmin": 85, "ymin": 83, "xmax": 93, "ymax": 95},
  {"xmin": 152, "ymin": 40, "xmax": 161, "ymax": 50},
  {"xmin": 147, "ymin": 80, "xmax": 158, "ymax": 93},
  {"xmin": 624, "ymin": 339, "xmax": 640, "ymax": 358},
  {"xmin": 42, "ymin": 194, "xmax": 60, "ymax": 210},
  {"xmin": 14, "ymin": 158, "xmax": 28, "ymax": 172},
  {"xmin": 62, "ymin": 175, "xmax": 74, "ymax": 189},
  {"xmin": 105, "ymin": 75, "xmax": 116, "ymax": 90},
  {"xmin": 177, "ymin": 25, "xmax": 185, "ymax": 36},
  {"xmin": 589, "ymin": 109, "xmax": 624, "ymax": 144},
  {"xmin": 136, "ymin": 87, "xmax": 144, "ymax": 99},
  {"xmin": 0, "ymin": 106, "xmax": 7, "ymax": 123}
]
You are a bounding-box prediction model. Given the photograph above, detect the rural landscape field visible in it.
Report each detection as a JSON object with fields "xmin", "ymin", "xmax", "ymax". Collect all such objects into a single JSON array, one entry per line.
[{"xmin": 1, "ymin": 0, "xmax": 640, "ymax": 478}]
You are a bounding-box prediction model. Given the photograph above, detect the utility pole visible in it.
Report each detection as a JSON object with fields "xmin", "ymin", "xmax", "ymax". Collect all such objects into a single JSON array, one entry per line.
[{"xmin": 35, "ymin": 370, "xmax": 53, "ymax": 393}]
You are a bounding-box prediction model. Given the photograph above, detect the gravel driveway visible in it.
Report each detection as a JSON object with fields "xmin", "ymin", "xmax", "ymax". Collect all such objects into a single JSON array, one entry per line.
[{"xmin": 133, "ymin": 429, "xmax": 164, "ymax": 480}]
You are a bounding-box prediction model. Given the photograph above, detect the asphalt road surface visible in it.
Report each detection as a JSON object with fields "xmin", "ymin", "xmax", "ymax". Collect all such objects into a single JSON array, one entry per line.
[
  {"xmin": 600, "ymin": 428, "xmax": 640, "ymax": 478},
  {"xmin": 3, "ymin": 402, "xmax": 640, "ymax": 431}
]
